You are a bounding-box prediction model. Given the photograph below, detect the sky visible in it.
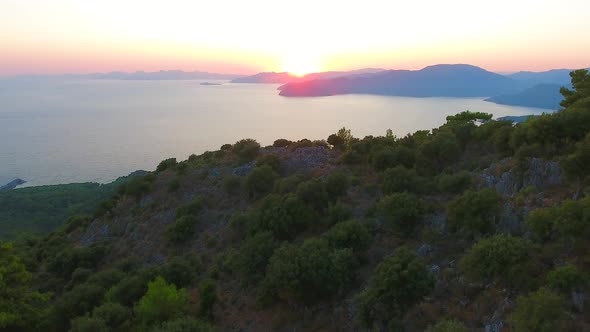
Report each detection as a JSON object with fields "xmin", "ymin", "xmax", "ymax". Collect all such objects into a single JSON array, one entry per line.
[{"xmin": 1, "ymin": 0, "xmax": 590, "ymax": 76}]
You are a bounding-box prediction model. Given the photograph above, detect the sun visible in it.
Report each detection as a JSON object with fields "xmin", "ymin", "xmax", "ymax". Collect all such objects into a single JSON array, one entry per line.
[{"xmin": 280, "ymin": 53, "xmax": 321, "ymax": 77}]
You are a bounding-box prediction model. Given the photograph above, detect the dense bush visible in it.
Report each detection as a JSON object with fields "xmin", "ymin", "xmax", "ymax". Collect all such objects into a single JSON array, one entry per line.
[
  {"xmin": 436, "ymin": 171, "xmax": 472, "ymax": 194},
  {"xmin": 357, "ymin": 248, "xmax": 434, "ymax": 327},
  {"xmin": 325, "ymin": 172, "xmax": 349, "ymax": 200},
  {"xmin": 69, "ymin": 315, "xmax": 109, "ymax": 332},
  {"xmin": 546, "ymin": 264, "xmax": 587, "ymax": 293},
  {"xmin": 324, "ymin": 220, "xmax": 371, "ymax": 252},
  {"xmin": 150, "ymin": 317, "xmax": 215, "ymax": 332},
  {"xmin": 92, "ymin": 302, "xmax": 131, "ymax": 330},
  {"xmin": 377, "ymin": 193, "xmax": 425, "ymax": 235},
  {"xmin": 371, "ymin": 145, "xmax": 415, "ymax": 170},
  {"xmin": 526, "ymin": 197, "xmax": 590, "ymax": 241},
  {"xmin": 197, "ymin": 279, "xmax": 217, "ymax": 318},
  {"xmin": 381, "ymin": 166, "xmax": 430, "ymax": 194},
  {"xmin": 460, "ymin": 234, "xmax": 531, "ymax": 285},
  {"xmin": 232, "ymin": 139, "xmax": 261, "ymax": 163},
  {"xmin": 156, "ymin": 158, "xmax": 178, "ymax": 172},
  {"xmin": 245, "ymin": 165, "xmax": 278, "ymax": 197},
  {"xmin": 509, "ymin": 288, "xmax": 565, "ymax": 332},
  {"xmin": 296, "ymin": 180, "xmax": 329, "ymax": 211},
  {"xmin": 447, "ymin": 188, "xmax": 502, "ymax": 236},
  {"xmin": 425, "ymin": 319, "xmax": 468, "ymax": 332},
  {"xmin": 166, "ymin": 216, "xmax": 198, "ymax": 244},
  {"xmin": 273, "ymin": 139, "xmax": 292, "ymax": 147},
  {"xmin": 275, "ymin": 174, "xmax": 307, "ymax": 194},
  {"xmin": 222, "ymin": 175, "xmax": 242, "ymax": 195},
  {"xmin": 176, "ymin": 197, "xmax": 205, "ymax": 219},
  {"xmin": 256, "ymin": 154, "xmax": 282, "ymax": 173},
  {"xmin": 118, "ymin": 174, "xmax": 155, "ymax": 199},
  {"xmin": 231, "ymin": 231, "xmax": 277, "ymax": 281},
  {"xmin": 52, "ymin": 283, "xmax": 107, "ymax": 330},
  {"xmin": 327, "ymin": 201, "xmax": 353, "ymax": 225},
  {"xmin": 250, "ymin": 194, "xmax": 314, "ymax": 240},
  {"xmin": 135, "ymin": 277, "xmax": 189, "ymax": 326},
  {"xmin": 159, "ymin": 256, "xmax": 200, "ymax": 288},
  {"xmin": 262, "ymin": 238, "xmax": 357, "ymax": 304}
]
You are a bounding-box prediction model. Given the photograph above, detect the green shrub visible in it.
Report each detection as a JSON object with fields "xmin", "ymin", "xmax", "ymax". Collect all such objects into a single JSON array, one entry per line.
[
  {"xmin": 231, "ymin": 231, "xmax": 277, "ymax": 281},
  {"xmin": 166, "ymin": 216, "xmax": 198, "ymax": 244},
  {"xmin": 105, "ymin": 275, "xmax": 150, "ymax": 307},
  {"xmin": 425, "ymin": 319, "xmax": 468, "ymax": 332},
  {"xmin": 526, "ymin": 197, "xmax": 590, "ymax": 241},
  {"xmin": 119, "ymin": 175, "xmax": 154, "ymax": 199},
  {"xmin": 377, "ymin": 193, "xmax": 425, "ymax": 235},
  {"xmin": 53, "ymin": 283, "xmax": 107, "ymax": 331},
  {"xmin": 509, "ymin": 288, "xmax": 565, "ymax": 332},
  {"xmin": 436, "ymin": 171, "xmax": 472, "ymax": 194},
  {"xmin": 86, "ymin": 269, "xmax": 126, "ymax": 289},
  {"xmin": 324, "ymin": 220, "xmax": 371, "ymax": 252},
  {"xmin": 62, "ymin": 215, "xmax": 92, "ymax": 233},
  {"xmin": 245, "ymin": 165, "xmax": 278, "ymax": 197},
  {"xmin": 273, "ymin": 139, "xmax": 292, "ymax": 147},
  {"xmin": 156, "ymin": 158, "xmax": 178, "ymax": 172},
  {"xmin": 251, "ymin": 194, "xmax": 314, "ymax": 240},
  {"xmin": 525, "ymin": 208, "xmax": 556, "ymax": 241},
  {"xmin": 447, "ymin": 188, "xmax": 501, "ymax": 236},
  {"xmin": 222, "ymin": 176, "xmax": 242, "ymax": 195},
  {"xmin": 150, "ymin": 317, "xmax": 215, "ymax": 332},
  {"xmin": 160, "ymin": 256, "xmax": 200, "ymax": 288},
  {"xmin": 275, "ymin": 174, "xmax": 306, "ymax": 194},
  {"xmin": 381, "ymin": 166, "xmax": 429, "ymax": 194},
  {"xmin": 197, "ymin": 279, "xmax": 217, "ymax": 318},
  {"xmin": 262, "ymin": 238, "xmax": 357, "ymax": 304},
  {"xmin": 357, "ymin": 248, "xmax": 434, "ymax": 327},
  {"xmin": 69, "ymin": 316, "xmax": 108, "ymax": 332},
  {"xmin": 327, "ymin": 201, "xmax": 353, "ymax": 225},
  {"xmin": 371, "ymin": 145, "xmax": 415, "ymax": 170},
  {"xmin": 256, "ymin": 154, "xmax": 282, "ymax": 173},
  {"xmin": 325, "ymin": 172, "xmax": 349, "ymax": 200},
  {"xmin": 92, "ymin": 302, "xmax": 131, "ymax": 330},
  {"xmin": 546, "ymin": 264, "xmax": 587, "ymax": 293},
  {"xmin": 176, "ymin": 197, "xmax": 205, "ymax": 219},
  {"xmin": 296, "ymin": 180, "xmax": 328, "ymax": 211},
  {"xmin": 232, "ymin": 139, "xmax": 260, "ymax": 163},
  {"xmin": 135, "ymin": 277, "xmax": 189, "ymax": 326},
  {"xmin": 459, "ymin": 234, "xmax": 531, "ymax": 285},
  {"xmin": 167, "ymin": 179, "xmax": 180, "ymax": 192}
]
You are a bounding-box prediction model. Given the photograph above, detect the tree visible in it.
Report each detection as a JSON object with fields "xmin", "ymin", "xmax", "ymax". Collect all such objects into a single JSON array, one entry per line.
[
  {"xmin": 150, "ymin": 317, "xmax": 215, "ymax": 332},
  {"xmin": 262, "ymin": 238, "xmax": 357, "ymax": 304},
  {"xmin": 357, "ymin": 248, "xmax": 434, "ymax": 327},
  {"xmin": 91, "ymin": 303, "xmax": 131, "ymax": 331},
  {"xmin": 560, "ymin": 69, "xmax": 590, "ymax": 108},
  {"xmin": 68, "ymin": 316, "xmax": 108, "ymax": 332},
  {"xmin": 436, "ymin": 171, "xmax": 472, "ymax": 194},
  {"xmin": 425, "ymin": 319, "xmax": 468, "ymax": 332},
  {"xmin": 546, "ymin": 264, "xmax": 587, "ymax": 293},
  {"xmin": 324, "ymin": 220, "xmax": 371, "ymax": 253},
  {"xmin": 232, "ymin": 231, "xmax": 277, "ymax": 281},
  {"xmin": 447, "ymin": 189, "xmax": 501, "ymax": 237},
  {"xmin": 245, "ymin": 165, "xmax": 277, "ymax": 198},
  {"xmin": 325, "ymin": 172, "xmax": 349, "ymax": 201},
  {"xmin": 232, "ymin": 139, "xmax": 261, "ymax": 163},
  {"xmin": 252, "ymin": 194, "xmax": 314, "ymax": 240},
  {"xmin": 377, "ymin": 193, "xmax": 425, "ymax": 235},
  {"xmin": 509, "ymin": 288, "xmax": 565, "ymax": 332},
  {"xmin": 446, "ymin": 111, "xmax": 493, "ymax": 124},
  {"xmin": 296, "ymin": 180, "xmax": 329, "ymax": 211},
  {"xmin": 156, "ymin": 158, "xmax": 178, "ymax": 172},
  {"xmin": 197, "ymin": 279, "xmax": 216, "ymax": 318},
  {"xmin": 135, "ymin": 277, "xmax": 189, "ymax": 326},
  {"xmin": 460, "ymin": 234, "xmax": 531, "ymax": 285},
  {"xmin": 0, "ymin": 242, "xmax": 49, "ymax": 331},
  {"xmin": 381, "ymin": 166, "xmax": 429, "ymax": 194},
  {"xmin": 166, "ymin": 216, "xmax": 198, "ymax": 244}
]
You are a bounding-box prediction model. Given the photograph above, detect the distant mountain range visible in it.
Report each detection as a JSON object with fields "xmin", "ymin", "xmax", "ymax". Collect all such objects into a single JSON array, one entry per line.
[
  {"xmin": 230, "ymin": 68, "xmax": 384, "ymax": 84},
  {"xmin": 278, "ymin": 64, "xmax": 527, "ymax": 97},
  {"xmin": 13, "ymin": 70, "xmax": 244, "ymax": 80},
  {"xmin": 485, "ymin": 83, "xmax": 565, "ymax": 110},
  {"xmin": 258, "ymin": 64, "xmax": 589, "ymax": 109}
]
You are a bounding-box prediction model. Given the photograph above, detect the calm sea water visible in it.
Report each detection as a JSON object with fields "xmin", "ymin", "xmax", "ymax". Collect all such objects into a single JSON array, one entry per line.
[{"xmin": 0, "ymin": 78, "xmax": 549, "ymax": 187}]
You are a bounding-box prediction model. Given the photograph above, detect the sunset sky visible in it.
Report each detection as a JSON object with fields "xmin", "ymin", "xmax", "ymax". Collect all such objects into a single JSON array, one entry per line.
[{"xmin": 2, "ymin": 0, "xmax": 590, "ymax": 76}]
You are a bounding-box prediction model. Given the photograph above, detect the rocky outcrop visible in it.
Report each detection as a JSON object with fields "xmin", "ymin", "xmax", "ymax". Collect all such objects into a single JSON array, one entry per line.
[{"xmin": 481, "ymin": 158, "xmax": 562, "ymax": 196}]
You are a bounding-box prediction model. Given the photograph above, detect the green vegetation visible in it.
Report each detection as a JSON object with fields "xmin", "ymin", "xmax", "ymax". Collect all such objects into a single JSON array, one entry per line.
[
  {"xmin": 377, "ymin": 192, "xmax": 425, "ymax": 235},
  {"xmin": 509, "ymin": 288, "xmax": 566, "ymax": 332},
  {"xmin": 447, "ymin": 188, "xmax": 502, "ymax": 236}
]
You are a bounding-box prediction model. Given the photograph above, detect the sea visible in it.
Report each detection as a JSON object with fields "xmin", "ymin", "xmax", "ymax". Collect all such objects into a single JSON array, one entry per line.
[{"xmin": 0, "ymin": 78, "xmax": 550, "ymax": 187}]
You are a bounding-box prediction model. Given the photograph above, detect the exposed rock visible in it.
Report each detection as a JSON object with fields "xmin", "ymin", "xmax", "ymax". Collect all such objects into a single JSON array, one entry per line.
[
  {"xmin": 429, "ymin": 264, "xmax": 441, "ymax": 274},
  {"xmin": 572, "ymin": 291, "xmax": 585, "ymax": 312},
  {"xmin": 232, "ymin": 161, "xmax": 256, "ymax": 176},
  {"xmin": 417, "ymin": 244, "xmax": 433, "ymax": 256},
  {"xmin": 485, "ymin": 321, "xmax": 504, "ymax": 332},
  {"xmin": 481, "ymin": 158, "xmax": 562, "ymax": 196},
  {"xmin": 0, "ymin": 178, "xmax": 26, "ymax": 191},
  {"xmin": 498, "ymin": 201, "xmax": 522, "ymax": 233},
  {"xmin": 425, "ymin": 213, "xmax": 447, "ymax": 233}
]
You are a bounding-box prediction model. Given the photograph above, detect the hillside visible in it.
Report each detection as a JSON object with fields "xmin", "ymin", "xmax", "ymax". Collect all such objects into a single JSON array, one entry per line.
[
  {"xmin": 485, "ymin": 83, "xmax": 564, "ymax": 110},
  {"xmin": 2, "ymin": 70, "xmax": 590, "ymax": 332},
  {"xmin": 230, "ymin": 68, "xmax": 383, "ymax": 84},
  {"xmin": 278, "ymin": 64, "xmax": 525, "ymax": 97}
]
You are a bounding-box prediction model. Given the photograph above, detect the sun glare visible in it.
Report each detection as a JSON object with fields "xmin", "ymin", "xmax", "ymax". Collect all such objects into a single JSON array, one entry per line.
[{"xmin": 280, "ymin": 54, "xmax": 321, "ymax": 76}]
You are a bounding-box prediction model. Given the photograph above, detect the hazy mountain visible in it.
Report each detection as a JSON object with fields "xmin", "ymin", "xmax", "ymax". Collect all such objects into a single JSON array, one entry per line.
[
  {"xmin": 231, "ymin": 68, "xmax": 384, "ymax": 83},
  {"xmin": 486, "ymin": 83, "xmax": 564, "ymax": 110},
  {"xmin": 11, "ymin": 70, "xmax": 244, "ymax": 80},
  {"xmin": 505, "ymin": 69, "xmax": 579, "ymax": 85},
  {"xmin": 279, "ymin": 64, "xmax": 526, "ymax": 97}
]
